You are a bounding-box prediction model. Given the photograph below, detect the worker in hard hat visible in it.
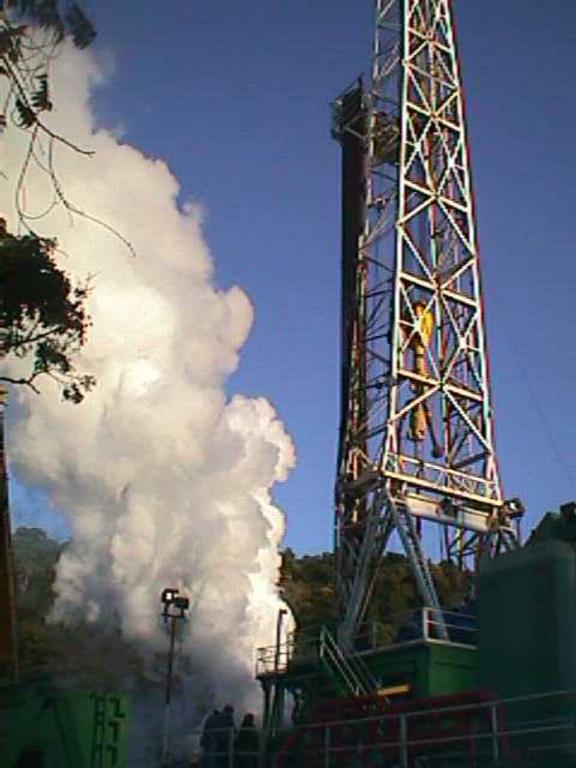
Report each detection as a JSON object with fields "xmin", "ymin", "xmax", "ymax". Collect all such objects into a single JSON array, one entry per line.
[
  {"xmin": 200, "ymin": 708, "xmax": 221, "ymax": 767},
  {"xmin": 234, "ymin": 712, "xmax": 259, "ymax": 768},
  {"xmin": 410, "ymin": 299, "xmax": 433, "ymax": 376},
  {"xmin": 407, "ymin": 299, "xmax": 433, "ymax": 443},
  {"xmin": 216, "ymin": 704, "xmax": 236, "ymax": 767}
]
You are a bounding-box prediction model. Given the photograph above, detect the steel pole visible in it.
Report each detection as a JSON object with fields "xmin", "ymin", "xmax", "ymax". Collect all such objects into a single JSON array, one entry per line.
[
  {"xmin": 162, "ymin": 616, "xmax": 177, "ymax": 765},
  {"xmin": 273, "ymin": 608, "xmax": 287, "ymax": 672},
  {"xmin": 0, "ymin": 394, "xmax": 18, "ymax": 682}
]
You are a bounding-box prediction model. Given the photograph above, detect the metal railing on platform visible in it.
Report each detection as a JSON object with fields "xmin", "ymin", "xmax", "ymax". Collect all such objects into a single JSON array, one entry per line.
[
  {"xmin": 318, "ymin": 626, "xmax": 379, "ymax": 696},
  {"xmin": 269, "ymin": 688, "xmax": 576, "ymax": 767},
  {"xmin": 256, "ymin": 630, "xmax": 319, "ymax": 676},
  {"xmin": 255, "ymin": 607, "xmax": 477, "ymax": 677},
  {"xmin": 178, "ymin": 688, "xmax": 576, "ymax": 767}
]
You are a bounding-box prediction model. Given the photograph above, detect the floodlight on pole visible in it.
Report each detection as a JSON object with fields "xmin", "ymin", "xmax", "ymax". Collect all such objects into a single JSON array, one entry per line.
[
  {"xmin": 161, "ymin": 588, "xmax": 178, "ymax": 606},
  {"xmin": 160, "ymin": 586, "xmax": 189, "ymax": 766}
]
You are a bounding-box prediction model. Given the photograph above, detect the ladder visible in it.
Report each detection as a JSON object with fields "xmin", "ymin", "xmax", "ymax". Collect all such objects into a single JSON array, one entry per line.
[{"xmin": 319, "ymin": 626, "xmax": 379, "ymax": 696}]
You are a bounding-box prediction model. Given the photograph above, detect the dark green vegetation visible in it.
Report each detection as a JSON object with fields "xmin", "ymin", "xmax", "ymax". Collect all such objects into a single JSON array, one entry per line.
[
  {"xmin": 1, "ymin": 1, "xmax": 95, "ymax": 49},
  {"xmin": 14, "ymin": 529, "xmax": 471, "ymax": 685},
  {"xmin": 1, "ymin": 1, "xmax": 96, "ymax": 402},
  {"xmin": 0, "ymin": 231, "xmax": 95, "ymax": 402},
  {"xmin": 280, "ymin": 547, "xmax": 472, "ymax": 638},
  {"xmin": 13, "ymin": 527, "xmax": 146, "ymax": 689}
]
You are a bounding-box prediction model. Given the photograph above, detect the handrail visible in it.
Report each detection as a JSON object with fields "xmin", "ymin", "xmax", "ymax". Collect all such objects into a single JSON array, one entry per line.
[
  {"xmin": 345, "ymin": 649, "xmax": 379, "ymax": 694},
  {"xmin": 319, "ymin": 626, "xmax": 367, "ymax": 696},
  {"xmin": 279, "ymin": 688, "xmax": 576, "ymax": 733},
  {"xmin": 271, "ymin": 688, "xmax": 576, "ymax": 767},
  {"xmin": 174, "ymin": 689, "xmax": 576, "ymax": 768},
  {"xmin": 256, "ymin": 607, "xmax": 477, "ymax": 676}
]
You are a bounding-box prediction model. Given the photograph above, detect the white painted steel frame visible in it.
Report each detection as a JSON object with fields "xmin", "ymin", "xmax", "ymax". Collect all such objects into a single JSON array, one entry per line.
[{"xmin": 335, "ymin": 0, "xmax": 517, "ymax": 647}]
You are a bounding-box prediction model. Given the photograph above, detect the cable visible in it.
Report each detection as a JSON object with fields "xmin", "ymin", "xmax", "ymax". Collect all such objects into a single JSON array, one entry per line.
[{"xmin": 503, "ymin": 327, "xmax": 575, "ymax": 493}]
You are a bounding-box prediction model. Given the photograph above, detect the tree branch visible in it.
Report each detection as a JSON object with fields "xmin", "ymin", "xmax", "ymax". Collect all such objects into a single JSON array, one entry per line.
[
  {"xmin": 1, "ymin": 51, "xmax": 95, "ymax": 156},
  {"xmin": 0, "ymin": 374, "xmax": 41, "ymax": 394},
  {"xmin": 9, "ymin": 324, "xmax": 68, "ymax": 351}
]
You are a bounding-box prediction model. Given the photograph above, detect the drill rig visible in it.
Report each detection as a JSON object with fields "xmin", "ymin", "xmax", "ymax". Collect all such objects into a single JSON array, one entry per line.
[{"xmin": 331, "ymin": 0, "xmax": 522, "ymax": 650}]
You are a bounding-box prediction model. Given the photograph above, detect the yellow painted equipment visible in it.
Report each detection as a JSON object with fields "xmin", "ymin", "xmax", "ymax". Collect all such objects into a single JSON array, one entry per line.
[{"xmin": 408, "ymin": 301, "xmax": 433, "ymax": 443}]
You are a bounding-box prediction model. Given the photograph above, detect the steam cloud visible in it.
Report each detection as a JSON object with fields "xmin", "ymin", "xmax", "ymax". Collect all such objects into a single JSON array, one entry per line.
[{"xmin": 2, "ymin": 43, "xmax": 295, "ymax": 736}]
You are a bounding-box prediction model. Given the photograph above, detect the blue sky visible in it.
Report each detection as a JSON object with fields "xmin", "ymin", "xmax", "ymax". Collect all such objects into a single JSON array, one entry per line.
[{"xmin": 11, "ymin": 0, "xmax": 576, "ymax": 552}]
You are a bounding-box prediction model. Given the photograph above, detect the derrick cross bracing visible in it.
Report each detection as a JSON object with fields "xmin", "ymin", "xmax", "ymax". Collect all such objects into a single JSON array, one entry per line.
[{"xmin": 332, "ymin": 0, "xmax": 522, "ymax": 649}]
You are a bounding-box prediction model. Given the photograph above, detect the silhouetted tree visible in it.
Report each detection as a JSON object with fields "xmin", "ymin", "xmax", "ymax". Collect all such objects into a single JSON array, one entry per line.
[
  {"xmin": 1, "ymin": 1, "xmax": 98, "ymax": 401},
  {"xmin": 2, "ymin": 1, "xmax": 95, "ymax": 48},
  {"xmin": 1, "ymin": 226, "xmax": 95, "ymax": 401}
]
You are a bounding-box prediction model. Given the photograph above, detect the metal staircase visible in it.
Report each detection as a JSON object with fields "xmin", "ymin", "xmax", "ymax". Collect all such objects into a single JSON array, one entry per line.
[{"xmin": 318, "ymin": 626, "xmax": 380, "ymax": 697}]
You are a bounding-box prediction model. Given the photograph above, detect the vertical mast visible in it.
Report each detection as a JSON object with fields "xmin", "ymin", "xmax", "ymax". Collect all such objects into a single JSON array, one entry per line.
[
  {"xmin": 0, "ymin": 388, "xmax": 18, "ymax": 680},
  {"xmin": 333, "ymin": 0, "xmax": 521, "ymax": 648}
]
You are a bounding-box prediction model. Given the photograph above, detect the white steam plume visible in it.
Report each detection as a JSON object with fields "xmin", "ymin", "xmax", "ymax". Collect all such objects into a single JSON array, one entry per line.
[{"xmin": 1, "ymin": 43, "xmax": 295, "ymax": 723}]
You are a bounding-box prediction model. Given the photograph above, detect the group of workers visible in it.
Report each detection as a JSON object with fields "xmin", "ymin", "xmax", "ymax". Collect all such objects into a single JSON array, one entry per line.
[{"xmin": 200, "ymin": 705, "xmax": 258, "ymax": 768}]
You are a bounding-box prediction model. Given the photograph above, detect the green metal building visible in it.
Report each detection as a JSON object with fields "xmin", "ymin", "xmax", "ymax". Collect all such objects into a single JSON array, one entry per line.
[{"xmin": 0, "ymin": 681, "xmax": 130, "ymax": 768}]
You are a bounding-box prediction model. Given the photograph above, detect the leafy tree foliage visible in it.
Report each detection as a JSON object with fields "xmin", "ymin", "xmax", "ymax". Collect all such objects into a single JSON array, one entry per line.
[
  {"xmin": 1, "ymin": 226, "xmax": 96, "ymax": 401},
  {"xmin": 12, "ymin": 529, "xmax": 473, "ymax": 685},
  {"xmin": 1, "ymin": 1, "xmax": 98, "ymax": 401},
  {"xmin": 13, "ymin": 526, "xmax": 64, "ymax": 616},
  {"xmin": 1, "ymin": 1, "xmax": 95, "ymax": 139},
  {"xmin": 2, "ymin": 0, "xmax": 95, "ymax": 49},
  {"xmin": 281, "ymin": 549, "xmax": 338, "ymax": 633},
  {"xmin": 12, "ymin": 527, "xmax": 65, "ymax": 678},
  {"xmin": 281, "ymin": 548, "xmax": 473, "ymax": 641},
  {"xmin": 13, "ymin": 526, "xmax": 147, "ymax": 687}
]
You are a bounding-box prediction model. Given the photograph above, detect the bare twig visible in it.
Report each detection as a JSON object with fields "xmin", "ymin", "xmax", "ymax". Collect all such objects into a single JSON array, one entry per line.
[{"xmin": 0, "ymin": 375, "xmax": 41, "ymax": 394}]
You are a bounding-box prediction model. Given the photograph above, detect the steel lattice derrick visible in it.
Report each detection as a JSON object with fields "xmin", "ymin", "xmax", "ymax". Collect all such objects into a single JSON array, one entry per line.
[{"xmin": 333, "ymin": 0, "xmax": 522, "ymax": 648}]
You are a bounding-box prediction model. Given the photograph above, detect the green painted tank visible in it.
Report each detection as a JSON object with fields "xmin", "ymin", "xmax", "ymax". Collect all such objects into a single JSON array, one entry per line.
[
  {"xmin": 478, "ymin": 506, "xmax": 576, "ymax": 765},
  {"xmin": 364, "ymin": 641, "xmax": 478, "ymax": 698},
  {"xmin": 0, "ymin": 682, "xmax": 130, "ymax": 767},
  {"xmin": 479, "ymin": 530, "xmax": 576, "ymax": 698}
]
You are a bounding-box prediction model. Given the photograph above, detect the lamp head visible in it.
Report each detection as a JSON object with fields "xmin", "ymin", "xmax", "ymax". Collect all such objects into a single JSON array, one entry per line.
[
  {"xmin": 161, "ymin": 588, "xmax": 179, "ymax": 606},
  {"xmin": 504, "ymin": 497, "xmax": 525, "ymax": 517},
  {"xmin": 173, "ymin": 596, "xmax": 190, "ymax": 612}
]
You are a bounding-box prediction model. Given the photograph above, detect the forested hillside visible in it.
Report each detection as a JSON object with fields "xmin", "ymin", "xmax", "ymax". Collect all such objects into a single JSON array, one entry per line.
[
  {"xmin": 12, "ymin": 528, "xmax": 472, "ymax": 684},
  {"xmin": 13, "ymin": 527, "xmax": 147, "ymax": 689},
  {"xmin": 280, "ymin": 547, "xmax": 471, "ymax": 640}
]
